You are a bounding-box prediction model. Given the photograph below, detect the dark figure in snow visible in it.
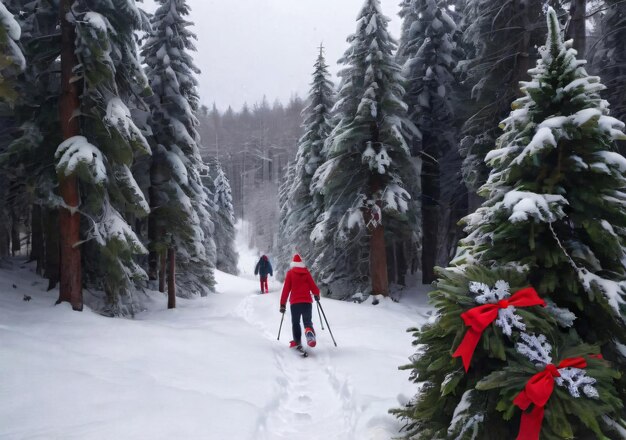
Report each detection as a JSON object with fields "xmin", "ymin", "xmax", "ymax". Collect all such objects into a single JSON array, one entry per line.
[
  {"xmin": 280, "ymin": 254, "xmax": 320, "ymax": 349},
  {"xmin": 254, "ymin": 255, "xmax": 273, "ymax": 294}
]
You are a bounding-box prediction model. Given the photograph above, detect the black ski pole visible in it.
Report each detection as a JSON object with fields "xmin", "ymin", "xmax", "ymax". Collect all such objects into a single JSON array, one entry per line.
[
  {"xmin": 316, "ymin": 300, "xmax": 325, "ymax": 330},
  {"xmin": 277, "ymin": 312, "xmax": 285, "ymax": 340},
  {"xmin": 317, "ymin": 301, "xmax": 337, "ymax": 347}
]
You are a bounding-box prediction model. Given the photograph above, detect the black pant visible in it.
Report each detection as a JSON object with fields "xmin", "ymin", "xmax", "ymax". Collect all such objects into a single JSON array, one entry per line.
[{"xmin": 291, "ymin": 302, "xmax": 313, "ymax": 344}]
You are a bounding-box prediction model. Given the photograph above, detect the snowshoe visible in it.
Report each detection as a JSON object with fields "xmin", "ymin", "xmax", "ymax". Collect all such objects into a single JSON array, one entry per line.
[
  {"xmin": 295, "ymin": 345, "xmax": 308, "ymax": 357},
  {"xmin": 305, "ymin": 327, "xmax": 316, "ymax": 348}
]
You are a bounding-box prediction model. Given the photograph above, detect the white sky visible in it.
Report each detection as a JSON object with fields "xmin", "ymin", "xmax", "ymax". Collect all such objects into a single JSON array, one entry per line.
[{"xmin": 142, "ymin": 0, "xmax": 402, "ymax": 111}]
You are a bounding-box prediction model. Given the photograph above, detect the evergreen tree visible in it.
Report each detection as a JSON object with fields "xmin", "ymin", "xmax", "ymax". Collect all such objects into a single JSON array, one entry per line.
[
  {"xmin": 592, "ymin": 0, "xmax": 626, "ymax": 138},
  {"xmin": 0, "ymin": 1, "xmax": 24, "ymax": 105},
  {"xmin": 276, "ymin": 161, "xmax": 296, "ymax": 280},
  {"xmin": 458, "ymin": 0, "xmax": 549, "ymax": 206},
  {"xmin": 207, "ymin": 157, "xmax": 238, "ymax": 275},
  {"xmin": 61, "ymin": 0, "xmax": 153, "ymax": 312},
  {"xmin": 311, "ymin": 0, "xmax": 420, "ymax": 298},
  {"xmin": 397, "ymin": 0, "xmax": 461, "ymax": 283},
  {"xmin": 393, "ymin": 9, "xmax": 626, "ymax": 439},
  {"xmin": 280, "ymin": 46, "xmax": 334, "ymax": 278},
  {"xmin": 142, "ymin": 0, "xmax": 216, "ymax": 300},
  {"xmin": 1, "ymin": 0, "xmax": 62, "ymax": 287}
]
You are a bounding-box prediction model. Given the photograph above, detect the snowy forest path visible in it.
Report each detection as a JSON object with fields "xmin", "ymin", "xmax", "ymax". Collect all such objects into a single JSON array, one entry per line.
[{"xmin": 231, "ymin": 292, "xmax": 358, "ymax": 440}]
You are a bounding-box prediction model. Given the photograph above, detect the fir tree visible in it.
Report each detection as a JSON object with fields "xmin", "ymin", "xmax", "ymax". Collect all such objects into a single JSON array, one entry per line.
[
  {"xmin": 393, "ymin": 9, "xmax": 626, "ymax": 439},
  {"xmin": 1, "ymin": 0, "xmax": 62, "ymax": 288},
  {"xmin": 397, "ymin": 0, "xmax": 461, "ymax": 283},
  {"xmin": 458, "ymin": 0, "xmax": 549, "ymax": 204},
  {"xmin": 142, "ymin": 0, "xmax": 216, "ymax": 300},
  {"xmin": 207, "ymin": 157, "xmax": 238, "ymax": 275},
  {"xmin": 0, "ymin": 1, "xmax": 24, "ymax": 105},
  {"xmin": 277, "ymin": 161, "xmax": 296, "ymax": 280},
  {"xmin": 280, "ymin": 46, "xmax": 334, "ymax": 278},
  {"xmin": 311, "ymin": 0, "xmax": 420, "ymax": 298},
  {"xmin": 62, "ymin": 0, "xmax": 153, "ymax": 312},
  {"xmin": 592, "ymin": 0, "xmax": 626, "ymax": 140}
]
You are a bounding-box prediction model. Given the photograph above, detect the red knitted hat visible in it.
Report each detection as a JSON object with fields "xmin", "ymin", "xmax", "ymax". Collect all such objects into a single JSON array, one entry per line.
[{"xmin": 292, "ymin": 254, "xmax": 302, "ymax": 263}]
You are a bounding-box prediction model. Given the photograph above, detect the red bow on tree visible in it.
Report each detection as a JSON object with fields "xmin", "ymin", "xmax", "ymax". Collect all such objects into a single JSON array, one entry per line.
[
  {"xmin": 453, "ymin": 287, "xmax": 546, "ymax": 371},
  {"xmin": 513, "ymin": 357, "xmax": 587, "ymax": 440}
]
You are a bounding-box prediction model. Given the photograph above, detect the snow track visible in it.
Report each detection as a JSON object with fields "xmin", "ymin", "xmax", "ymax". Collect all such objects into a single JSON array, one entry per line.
[{"xmin": 0, "ymin": 257, "xmax": 428, "ymax": 440}]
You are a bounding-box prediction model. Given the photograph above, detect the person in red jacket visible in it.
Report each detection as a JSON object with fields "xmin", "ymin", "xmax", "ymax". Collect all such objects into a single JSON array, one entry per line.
[{"xmin": 280, "ymin": 254, "xmax": 320, "ymax": 349}]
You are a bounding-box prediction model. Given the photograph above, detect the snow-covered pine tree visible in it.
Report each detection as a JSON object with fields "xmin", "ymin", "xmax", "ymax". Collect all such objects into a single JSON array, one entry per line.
[
  {"xmin": 592, "ymin": 0, "xmax": 626, "ymax": 142},
  {"xmin": 207, "ymin": 157, "xmax": 238, "ymax": 275},
  {"xmin": 393, "ymin": 9, "xmax": 626, "ymax": 438},
  {"xmin": 276, "ymin": 161, "xmax": 296, "ymax": 280},
  {"xmin": 142, "ymin": 0, "xmax": 216, "ymax": 301},
  {"xmin": 455, "ymin": 3, "xmax": 626, "ymax": 359},
  {"xmin": 1, "ymin": 0, "xmax": 63, "ymax": 287},
  {"xmin": 280, "ymin": 46, "xmax": 334, "ymax": 279},
  {"xmin": 311, "ymin": 0, "xmax": 420, "ymax": 298},
  {"xmin": 0, "ymin": 1, "xmax": 24, "ymax": 105},
  {"xmin": 397, "ymin": 0, "xmax": 461, "ymax": 283},
  {"xmin": 60, "ymin": 0, "xmax": 153, "ymax": 312},
  {"xmin": 457, "ymin": 0, "xmax": 548, "ymax": 206}
]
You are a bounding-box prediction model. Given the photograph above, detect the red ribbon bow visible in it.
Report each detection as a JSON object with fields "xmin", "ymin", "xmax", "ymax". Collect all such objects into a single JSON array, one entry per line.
[
  {"xmin": 513, "ymin": 357, "xmax": 587, "ymax": 440},
  {"xmin": 453, "ymin": 287, "xmax": 546, "ymax": 371}
]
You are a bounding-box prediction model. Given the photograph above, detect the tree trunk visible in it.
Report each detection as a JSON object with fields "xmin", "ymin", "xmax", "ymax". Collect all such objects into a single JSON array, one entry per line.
[
  {"xmin": 421, "ymin": 151, "xmax": 439, "ymax": 284},
  {"xmin": 567, "ymin": 0, "xmax": 586, "ymax": 59},
  {"xmin": 167, "ymin": 247, "xmax": 176, "ymax": 309},
  {"xmin": 159, "ymin": 250, "xmax": 166, "ymax": 293},
  {"xmin": 57, "ymin": 0, "xmax": 82, "ymax": 311},
  {"xmin": 370, "ymin": 220, "xmax": 389, "ymax": 296},
  {"xmin": 0, "ymin": 225, "xmax": 8, "ymax": 258},
  {"xmin": 44, "ymin": 208, "xmax": 60, "ymax": 291},
  {"xmin": 31, "ymin": 204, "xmax": 44, "ymax": 274},
  {"xmin": 11, "ymin": 210, "xmax": 20, "ymax": 256}
]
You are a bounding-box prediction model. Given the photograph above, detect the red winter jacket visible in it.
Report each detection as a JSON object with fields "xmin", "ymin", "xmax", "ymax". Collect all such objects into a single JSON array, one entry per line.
[{"xmin": 280, "ymin": 266, "xmax": 320, "ymax": 306}]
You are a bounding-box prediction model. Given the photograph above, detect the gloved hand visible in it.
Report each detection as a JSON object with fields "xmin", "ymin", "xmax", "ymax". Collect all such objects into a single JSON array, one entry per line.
[
  {"xmin": 314, "ymin": 295, "xmax": 320, "ymax": 302},
  {"xmin": 280, "ymin": 305, "xmax": 286, "ymax": 314}
]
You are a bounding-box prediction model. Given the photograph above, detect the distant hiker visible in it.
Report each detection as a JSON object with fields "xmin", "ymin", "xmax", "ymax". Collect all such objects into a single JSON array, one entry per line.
[
  {"xmin": 254, "ymin": 255, "xmax": 273, "ymax": 294},
  {"xmin": 279, "ymin": 254, "xmax": 320, "ymax": 349}
]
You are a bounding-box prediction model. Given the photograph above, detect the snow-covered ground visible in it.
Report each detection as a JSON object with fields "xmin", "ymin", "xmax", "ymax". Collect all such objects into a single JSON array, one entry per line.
[{"xmin": 0, "ymin": 227, "xmax": 431, "ymax": 440}]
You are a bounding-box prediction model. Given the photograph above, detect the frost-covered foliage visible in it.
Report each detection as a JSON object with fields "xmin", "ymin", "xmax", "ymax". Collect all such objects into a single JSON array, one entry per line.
[
  {"xmin": 67, "ymin": 0, "xmax": 153, "ymax": 309},
  {"xmin": 311, "ymin": 0, "xmax": 420, "ymax": 297},
  {"xmin": 205, "ymin": 157, "xmax": 238, "ymax": 275},
  {"xmin": 142, "ymin": 0, "xmax": 216, "ymax": 296},
  {"xmin": 450, "ymin": 4, "xmax": 626, "ymax": 423},
  {"xmin": 394, "ymin": 9, "xmax": 626, "ymax": 440},
  {"xmin": 455, "ymin": 7, "xmax": 626, "ymax": 323},
  {"xmin": 457, "ymin": 0, "xmax": 549, "ymax": 194},
  {"xmin": 0, "ymin": 0, "xmax": 61, "ymax": 274},
  {"xmin": 592, "ymin": 0, "xmax": 626, "ymax": 141},
  {"xmin": 0, "ymin": 1, "xmax": 24, "ymax": 105},
  {"xmin": 278, "ymin": 48, "xmax": 334, "ymax": 282}
]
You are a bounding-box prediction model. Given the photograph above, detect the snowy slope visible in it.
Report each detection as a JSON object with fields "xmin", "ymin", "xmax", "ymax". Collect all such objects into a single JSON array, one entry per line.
[{"xmin": 0, "ymin": 235, "xmax": 431, "ymax": 439}]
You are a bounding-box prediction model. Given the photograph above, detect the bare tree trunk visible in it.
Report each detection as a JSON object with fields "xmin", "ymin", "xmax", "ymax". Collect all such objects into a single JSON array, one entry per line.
[
  {"xmin": 11, "ymin": 210, "xmax": 20, "ymax": 256},
  {"xmin": 0, "ymin": 225, "xmax": 8, "ymax": 257},
  {"xmin": 369, "ymin": 219, "xmax": 389, "ymax": 296},
  {"xmin": 31, "ymin": 204, "xmax": 44, "ymax": 274},
  {"xmin": 44, "ymin": 208, "xmax": 60, "ymax": 291},
  {"xmin": 57, "ymin": 0, "xmax": 82, "ymax": 311},
  {"xmin": 566, "ymin": 0, "xmax": 586, "ymax": 58},
  {"xmin": 368, "ymin": 121, "xmax": 389, "ymax": 297},
  {"xmin": 159, "ymin": 250, "xmax": 166, "ymax": 293},
  {"xmin": 167, "ymin": 247, "xmax": 176, "ymax": 309}
]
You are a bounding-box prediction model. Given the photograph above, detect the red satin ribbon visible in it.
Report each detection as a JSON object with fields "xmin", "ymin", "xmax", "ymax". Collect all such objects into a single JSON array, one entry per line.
[
  {"xmin": 513, "ymin": 357, "xmax": 587, "ymax": 440},
  {"xmin": 453, "ymin": 287, "xmax": 546, "ymax": 371}
]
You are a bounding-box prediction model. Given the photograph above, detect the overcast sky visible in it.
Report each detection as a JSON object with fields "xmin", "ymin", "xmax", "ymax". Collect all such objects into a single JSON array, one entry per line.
[{"xmin": 143, "ymin": 0, "xmax": 402, "ymax": 112}]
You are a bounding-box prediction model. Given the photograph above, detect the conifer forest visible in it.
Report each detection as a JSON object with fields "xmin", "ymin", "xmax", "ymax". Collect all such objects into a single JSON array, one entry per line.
[{"xmin": 1, "ymin": 0, "xmax": 626, "ymax": 439}]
